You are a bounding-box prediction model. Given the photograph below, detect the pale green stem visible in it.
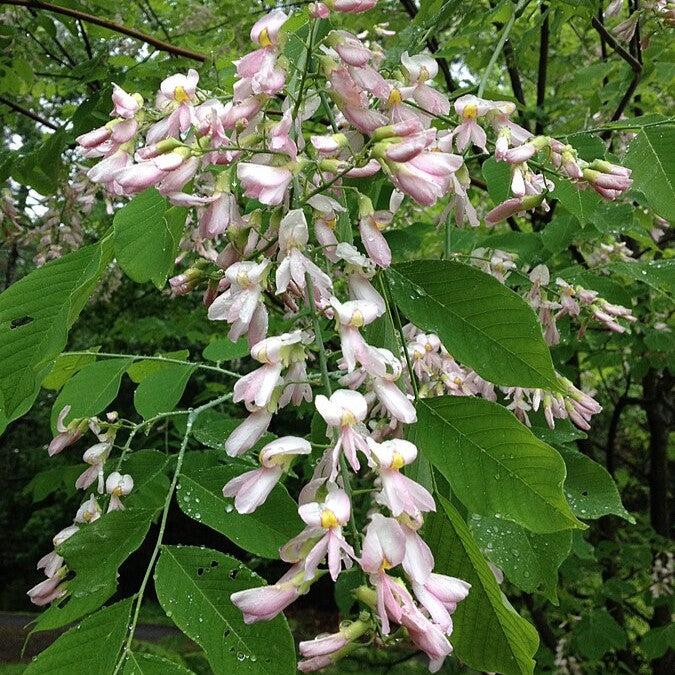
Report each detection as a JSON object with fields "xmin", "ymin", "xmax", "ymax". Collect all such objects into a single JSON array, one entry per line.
[
  {"xmin": 477, "ymin": 0, "xmax": 532, "ymax": 97},
  {"xmin": 113, "ymin": 391, "xmax": 232, "ymax": 673},
  {"xmin": 62, "ymin": 350, "xmax": 241, "ymax": 378}
]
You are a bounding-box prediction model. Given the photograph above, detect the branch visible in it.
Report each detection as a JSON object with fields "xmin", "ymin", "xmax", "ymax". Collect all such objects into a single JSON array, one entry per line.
[
  {"xmin": 0, "ymin": 94, "xmax": 59, "ymax": 130},
  {"xmin": 398, "ymin": 0, "xmax": 457, "ymax": 91},
  {"xmin": 535, "ymin": 4, "xmax": 549, "ymax": 135},
  {"xmin": 591, "ymin": 15, "xmax": 642, "ymax": 131},
  {"xmin": 2, "ymin": 0, "xmax": 207, "ymax": 62},
  {"xmin": 503, "ymin": 41, "xmax": 530, "ymax": 131}
]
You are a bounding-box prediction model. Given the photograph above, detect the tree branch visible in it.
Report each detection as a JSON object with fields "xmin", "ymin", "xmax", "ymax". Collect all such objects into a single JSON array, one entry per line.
[
  {"xmin": 535, "ymin": 4, "xmax": 549, "ymax": 135},
  {"xmin": 503, "ymin": 40, "xmax": 530, "ymax": 131},
  {"xmin": 1, "ymin": 0, "xmax": 207, "ymax": 62},
  {"xmin": 591, "ymin": 15, "xmax": 642, "ymax": 132},
  {"xmin": 0, "ymin": 94, "xmax": 59, "ymax": 130},
  {"xmin": 398, "ymin": 0, "xmax": 457, "ymax": 91}
]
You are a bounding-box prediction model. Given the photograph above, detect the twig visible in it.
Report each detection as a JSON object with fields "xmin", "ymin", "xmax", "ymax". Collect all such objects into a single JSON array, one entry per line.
[
  {"xmin": 503, "ymin": 41, "xmax": 530, "ymax": 131},
  {"xmin": 62, "ymin": 350, "xmax": 241, "ymax": 378},
  {"xmin": 535, "ymin": 3, "xmax": 549, "ymax": 135},
  {"xmin": 2, "ymin": 0, "xmax": 207, "ymax": 62},
  {"xmin": 113, "ymin": 391, "xmax": 233, "ymax": 674},
  {"xmin": 590, "ymin": 15, "xmax": 642, "ymax": 132},
  {"xmin": 77, "ymin": 18, "xmax": 93, "ymax": 60},
  {"xmin": 0, "ymin": 94, "xmax": 59, "ymax": 130}
]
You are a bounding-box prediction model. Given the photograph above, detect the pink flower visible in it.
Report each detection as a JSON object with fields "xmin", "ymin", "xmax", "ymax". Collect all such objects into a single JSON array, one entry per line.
[
  {"xmin": 361, "ymin": 514, "xmax": 406, "ymax": 574},
  {"xmin": 314, "ymin": 389, "xmax": 371, "ymax": 479},
  {"xmin": 331, "ymin": 0, "xmax": 378, "ymax": 13},
  {"xmin": 330, "ymin": 296, "xmax": 381, "ymax": 372},
  {"xmin": 282, "ymin": 486, "xmax": 355, "ymax": 580},
  {"xmin": 156, "ymin": 69, "xmax": 199, "ymax": 111},
  {"xmin": 368, "ymin": 349, "xmax": 416, "ymax": 423},
  {"xmin": 275, "ymin": 209, "xmax": 333, "ymax": 297},
  {"xmin": 48, "ymin": 406, "xmax": 82, "ymax": 456},
  {"xmin": 224, "ymin": 408, "xmax": 273, "ymax": 457},
  {"xmin": 250, "ymin": 9, "xmax": 288, "ymax": 46},
  {"xmin": 233, "ymin": 331, "xmax": 307, "ymax": 408},
  {"xmin": 37, "ymin": 525, "xmax": 79, "ymax": 578},
  {"xmin": 308, "ymin": 194, "xmax": 346, "ymax": 263},
  {"xmin": 111, "ymin": 84, "xmax": 142, "ymax": 118},
  {"xmin": 328, "ymin": 30, "xmax": 372, "ymax": 67},
  {"xmin": 74, "ymin": 493, "xmax": 101, "ymax": 524},
  {"xmin": 27, "ymin": 569, "xmax": 67, "ymax": 606},
  {"xmin": 370, "ymin": 439, "xmax": 435, "ymax": 519},
  {"xmin": 309, "ymin": 3, "xmax": 331, "ymax": 19},
  {"xmin": 327, "ymin": 66, "xmax": 388, "ymax": 133},
  {"xmin": 298, "ymin": 618, "xmax": 371, "ymax": 671},
  {"xmin": 412, "ymin": 573, "xmax": 470, "ymax": 634},
  {"xmin": 268, "ymin": 110, "xmax": 297, "ymax": 160},
  {"xmin": 208, "ymin": 259, "xmax": 271, "ymax": 343},
  {"xmin": 75, "ymin": 440, "xmax": 112, "ymax": 493},
  {"xmin": 223, "ymin": 436, "xmax": 311, "ymax": 513},
  {"xmin": 400, "ymin": 609, "xmax": 453, "ymax": 673},
  {"xmin": 453, "ymin": 95, "xmax": 514, "ymax": 152},
  {"xmin": 486, "ymin": 194, "xmax": 545, "ymax": 224},
  {"xmin": 106, "ymin": 471, "xmax": 133, "ymax": 512},
  {"xmin": 359, "ymin": 212, "xmax": 392, "ymax": 268},
  {"xmin": 237, "ymin": 162, "xmax": 293, "ymax": 206},
  {"xmin": 231, "ymin": 562, "xmax": 310, "ymax": 624},
  {"xmin": 386, "ymin": 151, "xmax": 462, "ymax": 206}
]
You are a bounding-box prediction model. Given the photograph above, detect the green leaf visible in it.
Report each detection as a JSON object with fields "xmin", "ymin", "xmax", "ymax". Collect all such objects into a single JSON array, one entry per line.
[
  {"xmin": 123, "ymin": 652, "xmax": 194, "ymax": 675},
  {"xmin": 42, "ymin": 350, "xmax": 99, "ymax": 390},
  {"xmin": 26, "ymin": 599, "xmax": 132, "ymax": 674},
  {"xmin": 177, "ymin": 465, "xmax": 303, "ymax": 559},
  {"xmin": 609, "ymin": 259, "xmax": 674, "ymax": 298},
  {"xmin": 118, "ymin": 450, "xmax": 169, "ymax": 511},
  {"xmin": 126, "ymin": 350, "xmax": 190, "ymax": 383},
  {"xmin": 155, "ymin": 546, "xmax": 296, "ymax": 674},
  {"xmin": 470, "ymin": 515, "xmax": 572, "ymax": 602},
  {"xmin": 553, "ymin": 179, "xmax": 601, "ymax": 223},
  {"xmin": 386, "ymin": 260, "xmax": 558, "ymax": 389},
  {"xmin": 425, "ymin": 497, "xmax": 539, "ymax": 675},
  {"xmin": 559, "ymin": 448, "xmax": 634, "ymax": 522},
  {"xmin": 572, "ymin": 608, "xmax": 627, "ymax": 660},
  {"xmin": 23, "ymin": 464, "xmax": 83, "ymax": 502},
  {"xmin": 541, "ymin": 214, "xmax": 580, "ymax": 254},
  {"xmin": 50, "ymin": 358, "xmax": 133, "ymax": 433},
  {"xmin": 113, "ymin": 188, "xmax": 187, "ymax": 289},
  {"xmin": 640, "ymin": 624, "xmax": 675, "ymax": 661},
  {"xmin": 409, "ymin": 397, "xmax": 583, "ymax": 533},
  {"xmin": 34, "ymin": 509, "xmax": 156, "ymax": 631},
  {"xmin": 624, "ymin": 125, "xmax": 675, "ymax": 220},
  {"xmin": 11, "ymin": 129, "xmax": 67, "ymax": 195},
  {"xmin": 0, "ymin": 236, "xmax": 113, "ymax": 430},
  {"xmin": 482, "ymin": 156, "xmax": 512, "ymax": 205},
  {"xmin": 134, "ymin": 363, "xmax": 195, "ymax": 419},
  {"xmin": 202, "ymin": 338, "xmax": 249, "ymax": 362}
]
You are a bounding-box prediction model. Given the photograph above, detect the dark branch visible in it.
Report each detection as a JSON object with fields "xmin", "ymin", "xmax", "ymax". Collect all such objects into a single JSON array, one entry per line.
[
  {"xmin": 398, "ymin": 0, "xmax": 457, "ymax": 92},
  {"xmin": 78, "ymin": 18, "xmax": 94, "ymax": 60},
  {"xmin": 2, "ymin": 0, "xmax": 207, "ymax": 62},
  {"xmin": 591, "ymin": 16, "xmax": 642, "ymax": 135},
  {"xmin": 535, "ymin": 4, "xmax": 549, "ymax": 135},
  {"xmin": 0, "ymin": 94, "xmax": 59, "ymax": 130}
]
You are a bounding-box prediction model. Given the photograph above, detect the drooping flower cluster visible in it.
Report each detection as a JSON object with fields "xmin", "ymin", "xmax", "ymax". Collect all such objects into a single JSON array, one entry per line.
[
  {"xmin": 65, "ymin": 2, "xmax": 639, "ymax": 670},
  {"xmin": 29, "ymin": 409, "xmax": 133, "ymax": 606}
]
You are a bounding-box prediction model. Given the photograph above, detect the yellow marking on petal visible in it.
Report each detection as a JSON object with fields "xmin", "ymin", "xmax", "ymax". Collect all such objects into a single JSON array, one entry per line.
[
  {"xmin": 388, "ymin": 88, "xmax": 402, "ymax": 106},
  {"xmin": 258, "ymin": 28, "xmax": 273, "ymax": 48},
  {"xmin": 349, "ymin": 310, "xmax": 365, "ymax": 328},
  {"xmin": 321, "ymin": 509, "xmax": 339, "ymax": 529},
  {"xmin": 380, "ymin": 557, "xmax": 393, "ymax": 571},
  {"xmin": 341, "ymin": 411, "xmax": 357, "ymax": 427},
  {"xmin": 174, "ymin": 86, "xmax": 191, "ymax": 103},
  {"xmin": 325, "ymin": 217, "xmax": 337, "ymax": 230},
  {"xmin": 463, "ymin": 103, "xmax": 478, "ymax": 119},
  {"xmin": 390, "ymin": 452, "xmax": 406, "ymax": 471},
  {"xmin": 236, "ymin": 271, "xmax": 251, "ymax": 287}
]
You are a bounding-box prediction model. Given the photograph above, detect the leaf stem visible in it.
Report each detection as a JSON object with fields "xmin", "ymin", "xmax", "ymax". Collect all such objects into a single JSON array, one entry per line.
[
  {"xmin": 113, "ymin": 391, "xmax": 232, "ymax": 672},
  {"xmin": 62, "ymin": 350, "xmax": 241, "ymax": 378}
]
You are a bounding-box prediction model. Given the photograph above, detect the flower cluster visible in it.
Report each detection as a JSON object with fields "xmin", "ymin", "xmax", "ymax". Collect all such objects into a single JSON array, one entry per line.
[
  {"xmin": 29, "ymin": 408, "xmax": 133, "ymax": 606},
  {"xmin": 67, "ymin": 1, "xmax": 638, "ymax": 669}
]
